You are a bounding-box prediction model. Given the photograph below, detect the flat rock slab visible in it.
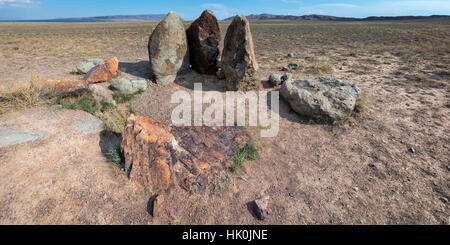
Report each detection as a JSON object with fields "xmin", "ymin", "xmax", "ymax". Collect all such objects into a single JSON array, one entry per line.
[
  {"xmin": 0, "ymin": 107, "xmax": 150, "ymax": 224},
  {"xmin": 0, "ymin": 127, "xmax": 49, "ymax": 148}
]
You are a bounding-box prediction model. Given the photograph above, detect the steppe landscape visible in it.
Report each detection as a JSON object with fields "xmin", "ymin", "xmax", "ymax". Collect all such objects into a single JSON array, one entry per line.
[{"xmin": 0, "ymin": 16, "xmax": 449, "ymax": 225}]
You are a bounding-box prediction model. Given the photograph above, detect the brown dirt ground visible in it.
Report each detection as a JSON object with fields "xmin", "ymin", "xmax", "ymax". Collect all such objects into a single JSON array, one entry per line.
[{"xmin": 0, "ymin": 21, "xmax": 449, "ymax": 224}]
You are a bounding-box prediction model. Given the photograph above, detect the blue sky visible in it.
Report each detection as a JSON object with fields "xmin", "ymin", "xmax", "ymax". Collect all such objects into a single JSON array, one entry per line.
[{"xmin": 0, "ymin": 0, "xmax": 449, "ymax": 20}]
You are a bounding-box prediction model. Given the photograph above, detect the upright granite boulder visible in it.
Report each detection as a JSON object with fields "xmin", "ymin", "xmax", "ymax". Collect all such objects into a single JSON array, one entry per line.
[
  {"xmin": 186, "ymin": 10, "xmax": 221, "ymax": 75},
  {"xmin": 148, "ymin": 12, "xmax": 189, "ymax": 85},
  {"xmin": 222, "ymin": 15, "xmax": 259, "ymax": 91},
  {"xmin": 281, "ymin": 77, "xmax": 361, "ymax": 122}
]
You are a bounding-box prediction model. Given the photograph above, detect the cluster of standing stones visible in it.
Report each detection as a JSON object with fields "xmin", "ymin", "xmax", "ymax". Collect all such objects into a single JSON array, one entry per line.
[
  {"xmin": 148, "ymin": 10, "xmax": 259, "ymax": 91},
  {"xmin": 40, "ymin": 10, "xmax": 362, "ymax": 220}
]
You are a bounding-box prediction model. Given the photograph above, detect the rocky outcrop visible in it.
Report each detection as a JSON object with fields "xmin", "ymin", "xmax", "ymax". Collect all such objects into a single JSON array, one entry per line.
[
  {"xmin": 281, "ymin": 77, "xmax": 361, "ymax": 122},
  {"xmin": 76, "ymin": 58, "xmax": 104, "ymax": 74},
  {"xmin": 83, "ymin": 57, "xmax": 119, "ymax": 83},
  {"xmin": 121, "ymin": 116, "xmax": 176, "ymax": 194},
  {"xmin": 41, "ymin": 79, "xmax": 88, "ymax": 98},
  {"xmin": 121, "ymin": 116, "xmax": 251, "ymax": 194},
  {"xmin": 148, "ymin": 12, "xmax": 189, "ymax": 85},
  {"xmin": 186, "ymin": 10, "xmax": 221, "ymax": 75},
  {"xmin": 222, "ymin": 15, "xmax": 259, "ymax": 91}
]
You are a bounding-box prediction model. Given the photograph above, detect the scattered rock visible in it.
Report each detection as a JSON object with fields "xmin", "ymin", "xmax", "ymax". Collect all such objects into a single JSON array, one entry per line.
[
  {"xmin": 88, "ymin": 84, "xmax": 116, "ymax": 106},
  {"xmin": 216, "ymin": 69, "xmax": 225, "ymax": 80},
  {"xmin": 186, "ymin": 10, "xmax": 221, "ymax": 75},
  {"xmin": 148, "ymin": 11, "xmax": 189, "ymax": 85},
  {"xmin": 281, "ymin": 66, "xmax": 290, "ymax": 72},
  {"xmin": 41, "ymin": 79, "xmax": 88, "ymax": 98},
  {"xmin": 282, "ymin": 73, "xmax": 293, "ymax": 82},
  {"xmin": 287, "ymin": 53, "xmax": 295, "ymax": 58},
  {"xmin": 222, "ymin": 15, "xmax": 259, "ymax": 91},
  {"xmin": 76, "ymin": 58, "xmax": 104, "ymax": 74},
  {"xmin": 152, "ymin": 194, "xmax": 165, "ymax": 217},
  {"xmin": 368, "ymin": 163, "xmax": 376, "ymax": 168},
  {"xmin": 281, "ymin": 77, "xmax": 361, "ymax": 122},
  {"xmin": 110, "ymin": 78, "xmax": 148, "ymax": 94},
  {"xmin": 409, "ymin": 147, "xmax": 416, "ymax": 153},
  {"xmin": 83, "ymin": 57, "xmax": 119, "ymax": 83},
  {"xmin": 121, "ymin": 116, "xmax": 176, "ymax": 194},
  {"xmin": 253, "ymin": 195, "xmax": 270, "ymax": 220},
  {"xmin": 269, "ymin": 74, "xmax": 282, "ymax": 86}
]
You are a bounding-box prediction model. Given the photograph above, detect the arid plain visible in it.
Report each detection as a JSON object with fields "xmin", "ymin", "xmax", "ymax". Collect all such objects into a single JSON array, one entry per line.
[{"xmin": 0, "ymin": 20, "xmax": 449, "ymax": 224}]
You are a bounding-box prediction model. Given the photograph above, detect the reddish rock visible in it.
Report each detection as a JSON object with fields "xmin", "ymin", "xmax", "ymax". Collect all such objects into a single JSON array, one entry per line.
[
  {"xmin": 222, "ymin": 15, "xmax": 259, "ymax": 91},
  {"xmin": 121, "ymin": 116, "xmax": 176, "ymax": 194},
  {"xmin": 152, "ymin": 194, "xmax": 165, "ymax": 217},
  {"xmin": 186, "ymin": 10, "xmax": 221, "ymax": 75},
  {"xmin": 41, "ymin": 79, "xmax": 88, "ymax": 98},
  {"xmin": 253, "ymin": 195, "xmax": 270, "ymax": 220},
  {"xmin": 83, "ymin": 57, "xmax": 119, "ymax": 83},
  {"xmin": 121, "ymin": 115, "xmax": 252, "ymax": 194}
]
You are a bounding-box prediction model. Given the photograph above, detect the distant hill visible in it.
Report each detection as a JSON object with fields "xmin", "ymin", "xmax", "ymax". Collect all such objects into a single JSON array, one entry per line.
[
  {"xmin": 3, "ymin": 14, "xmax": 167, "ymax": 22},
  {"xmin": 223, "ymin": 14, "xmax": 450, "ymax": 22}
]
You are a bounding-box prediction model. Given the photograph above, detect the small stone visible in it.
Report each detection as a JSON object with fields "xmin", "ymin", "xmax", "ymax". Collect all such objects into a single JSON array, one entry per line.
[
  {"xmin": 253, "ymin": 195, "xmax": 270, "ymax": 220},
  {"xmin": 281, "ymin": 73, "xmax": 293, "ymax": 83},
  {"xmin": 216, "ymin": 69, "xmax": 225, "ymax": 80},
  {"xmin": 152, "ymin": 194, "xmax": 165, "ymax": 217},
  {"xmin": 76, "ymin": 59, "xmax": 104, "ymax": 74},
  {"xmin": 287, "ymin": 53, "xmax": 295, "ymax": 58},
  {"xmin": 353, "ymin": 187, "xmax": 359, "ymax": 191},
  {"xmin": 409, "ymin": 147, "xmax": 416, "ymax": 153},
  {"xmin": 110, "ymin": 78, "xmax": 148, "ymax": 94},
  {"xmin": 83, "ymin": 57, "xmax": 119, "ymax": 83},
  {"xmin": 281, "ymin": 66, "xmax": 290, "ymax": 72},
  {"xmin": 269, "ymin": 74, "xmax": 282, "ymax": 86},
  {"xmin": 102, "ymin": 194, "xmax": 108, "ymax": 200},
  {"xmin": 368, "ymin": 163, "xmax": 376, "ymax": 168},
  {"xmin": 88, "ymin": 84, "xmax": 116, "ymax": 106},
  {"xmin": 288, "ymin": 63, "xmax": 299, "ymax": 70}
]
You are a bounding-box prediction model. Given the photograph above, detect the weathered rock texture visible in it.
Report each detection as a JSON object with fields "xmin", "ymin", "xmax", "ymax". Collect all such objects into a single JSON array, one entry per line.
[
  {"xmin": 76, "ymin": 58, "xmax": 104, "ymax": 74},
  {"xmin": 148, "ymin": 12, "xmax": 189, "ymax": 85},
  {"xmin": 41, "ymin": 79, "xmax": 88, "ymax": 98},
  {"xmin": 121, "ymin": 116, "xmax": 176, "ymax": 194},
  {"xmin": 110, "ymin": 78, "xmax": 148, "ymax": 94},
  {"xmin": 222, "ymin": 15, "xmax": 259, "ymax": 91},
  {"xmin": 121, "ymin": 116, "xmax": 251, "ymax": 194},
  {"xmin": 88, "ymin": 84, "xmax": 116, "ymax": 106},
  {"xmin": 281, "ymin": 77, "xmax": 361, "ymax": 122},
  {"xmin": 186, "ymin": 10, "xmax": 221, "ymax": 75},
  {"xmin": 83, "ymin": 57, "xmax": 119, "ymax": 83},
  {"xmin": 253, "ymin": 195, "xmax": 270, "ymax": 220}
]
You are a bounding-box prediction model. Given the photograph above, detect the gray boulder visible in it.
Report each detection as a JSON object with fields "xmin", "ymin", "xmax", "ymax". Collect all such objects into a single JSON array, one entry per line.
[
  {"xmin": 76, "ymin": 59, "xmax": 104, "ymax": 74},
  {"xmin": 88, "ymin": 84, "xmax": 116, "ymax": 106},
  {"xmin": 282, "ymin": 73, "xmax": 293, "ymax": 82},
  {"xmin": 110, "ymin": 78, "xmax": 148, "ymax": 94},
  {"xmin": 148, "ymin": 11, "xmax": 189, "ymax": 85},
  {"xmin": 281, "ymin": 77, "xmax": 361, "ymax": 122},
  {"xmin": 269, "ymin": 74, "xmax": 282, "ymax": 86},
  {"xmin": 222, "ymin": 15, "xmax": 259, "ymax": 91}
]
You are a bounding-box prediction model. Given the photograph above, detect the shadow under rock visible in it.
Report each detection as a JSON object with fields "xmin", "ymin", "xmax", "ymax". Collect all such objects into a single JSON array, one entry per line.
[{"xmin": 119, "ymin": 61, "xmax": 152, "ymax": 80}]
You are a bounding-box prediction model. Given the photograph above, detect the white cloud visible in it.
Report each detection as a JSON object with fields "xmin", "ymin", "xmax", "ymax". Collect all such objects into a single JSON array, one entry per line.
[
  {"xmin": 201, "ymin": 3, "xmax": 242, "ymax": 19},
  {"xmin": 0, "ymin": 0, "xmax": 39, "ymax": 8}
]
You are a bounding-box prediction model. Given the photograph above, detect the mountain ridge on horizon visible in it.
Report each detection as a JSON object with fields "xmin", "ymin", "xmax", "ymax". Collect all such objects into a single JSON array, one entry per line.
[{"xmin": 1, "ymin": 13, "xmax": 449, "ymax": 22}]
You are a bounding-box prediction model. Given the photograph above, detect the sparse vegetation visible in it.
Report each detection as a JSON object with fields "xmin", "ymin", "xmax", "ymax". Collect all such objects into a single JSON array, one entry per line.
[
  {"xmin": 112, "ymin": 90, "xmax": 144, "ymax": 104},
  {"xmin": 55, "ymin": 94, "xmax": 101, "ymax": 114},
  {"xmin": 231, "ymin": 142, "xmax": 258, "ymax": 172},
  {"xmin": 98, "ymin": 106, "xmax": 134, "ymax": 135},
  {"xmin": 0, "ymin": 74, "xmax": 42, "ymax": 116},
  {"xmin": 108, "ymin": 145, "xmax": 125, "ymax": 168}
]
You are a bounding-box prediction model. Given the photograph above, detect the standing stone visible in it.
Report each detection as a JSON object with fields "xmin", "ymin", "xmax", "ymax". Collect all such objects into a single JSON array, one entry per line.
[
  {"xmin": 186, "ymin": 10, "xmax": 221, "ymax": 75},
  {"xmin": 222, "ymin": 15, "xmax": 259, "ymax": 91},
  {"xmin": 148, "ymin": 12, "xmax": 189, "ymax": 85}
]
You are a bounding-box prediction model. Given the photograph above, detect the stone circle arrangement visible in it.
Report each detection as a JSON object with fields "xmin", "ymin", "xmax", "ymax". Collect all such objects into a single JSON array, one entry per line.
[{"xmin": 39, "ymin": 10, "xmax": 362, "ymax": 220}]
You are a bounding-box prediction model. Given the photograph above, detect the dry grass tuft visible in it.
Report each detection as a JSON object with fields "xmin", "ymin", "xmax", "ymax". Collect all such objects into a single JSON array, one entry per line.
[{"xmin": 0, "ymin": 74, "xmax": 42, "ymax": 116}]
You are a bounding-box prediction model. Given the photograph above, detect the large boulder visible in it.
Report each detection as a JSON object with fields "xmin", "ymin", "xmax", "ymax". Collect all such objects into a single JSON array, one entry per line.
[
  {"xmin": 148, "ymin": 12, "xmax": 189, "ymax": 85},
  {"xmin": 83, "ymin": 57, "xmax": 119, "ymax": 83},
  {"xmin": 186, "ymin": 10, "xmax": 221, "ymax": 75},
  {"xmin": 41, "ymin": 79, "xmax": 88, "ymax": 98},
  {"xmin": 121, "ymin": 116, "xmax": 176, "ymax": 194},
  {"xmin": 222, "ymin": 15, "xmax": 259, "ymax": 91},
  {"xmin": 281, "ymin": 77, "xmax": 361, "ymax": 122},
  {"xmin": 121, "ymin": 115, "xmax": 251, "ymax": 194}
]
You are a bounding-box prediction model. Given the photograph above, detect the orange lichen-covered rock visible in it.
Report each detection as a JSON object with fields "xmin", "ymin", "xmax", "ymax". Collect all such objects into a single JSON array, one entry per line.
[
  {"xmin": 83, "ymin": 57, "xmax": 119, "ymax": 83},
  {"xmin": 40, "ymin": 79, "xmax": 88, "ymax": 98},
  {"xmin": 121, "ymin": 116, "xmax": 176, "ymax": 194}
]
